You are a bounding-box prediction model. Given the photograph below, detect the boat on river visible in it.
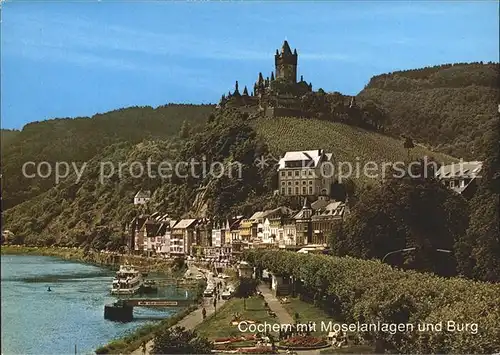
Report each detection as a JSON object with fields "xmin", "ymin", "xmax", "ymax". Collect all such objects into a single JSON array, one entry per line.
[{"xmin": 111, "ymin": 264, "xmax": 144, "ymax": 295}]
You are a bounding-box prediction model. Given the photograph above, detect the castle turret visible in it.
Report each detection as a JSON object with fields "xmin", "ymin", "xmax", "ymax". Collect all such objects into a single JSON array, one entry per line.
[
  {"xmin": 270, "ymin": 72, "xmax": 275, "ymax": 81},
  {"xmin": 275, "ymin": 40, "xmax": 298, "ymax": 83},
  {"xmin": 243, "ymin": 86, "xmax": 249, "ymax": 96},
  {"xmin": 233, "ymin": 81, "xmax": 241, "ymax": 96}
]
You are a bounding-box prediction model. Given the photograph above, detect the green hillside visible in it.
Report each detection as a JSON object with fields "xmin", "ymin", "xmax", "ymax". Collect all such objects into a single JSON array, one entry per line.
[
  {"xmin": 2, "ymin": 109, "xmax": 272, "ymax": 246},
  {"xmin": 254, "ymin": 116, "xmax": 456, "ymax": 186},
  {"xmin": 1, "ymin": 129, "xmax": 20, "ymax": 150},
  {"xmin": 1, "ymin": 104, "xmax": 215, "ymax": 209},
  {"xmin": 357, "ymin": 62, "xmax": 499, "ymax": 159}
]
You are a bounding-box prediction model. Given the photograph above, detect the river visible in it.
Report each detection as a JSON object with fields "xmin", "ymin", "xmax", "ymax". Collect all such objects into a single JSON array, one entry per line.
[{"xmin": 1, "ymin": 255, "xmax": 187, "ymax": 354}]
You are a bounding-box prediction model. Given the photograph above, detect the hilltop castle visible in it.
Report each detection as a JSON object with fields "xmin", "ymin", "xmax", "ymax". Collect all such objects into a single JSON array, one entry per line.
[{"xmin": 219, "ymin": 40, "xmax": 313, "ymax": 118}]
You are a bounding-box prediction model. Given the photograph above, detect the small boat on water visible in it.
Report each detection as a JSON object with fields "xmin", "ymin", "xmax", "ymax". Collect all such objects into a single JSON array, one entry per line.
[
  {"xmin": 141, "ymin": 280, "xmax": 158, "ymax": 294},
  {"xmin": 111, "ymin": 264, "xmax": 144, "ymax": 295}
]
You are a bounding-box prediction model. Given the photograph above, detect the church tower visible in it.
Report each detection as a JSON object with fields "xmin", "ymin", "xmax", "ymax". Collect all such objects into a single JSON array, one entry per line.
[{"xmin": 275, "ymin": 40, "xmax": 298, "ymax": 84}]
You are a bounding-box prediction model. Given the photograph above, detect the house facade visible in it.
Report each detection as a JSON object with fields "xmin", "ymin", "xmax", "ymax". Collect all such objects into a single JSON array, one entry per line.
[
  {"xmin": 436, "ymin": 161, "xmax": 482, "ymax": 199},
  {"xmin": 277, "ymin": 149, "xmax": 334, "ymax": 197},
  {"xmin": 134, "ymin": 190, "xmax": 151, "ymax": 205}
]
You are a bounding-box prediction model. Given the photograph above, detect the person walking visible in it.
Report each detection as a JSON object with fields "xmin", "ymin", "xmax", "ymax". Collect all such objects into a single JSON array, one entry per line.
[{"xmin": 202, "ymin": 307, "xmax": 207, "ymax": 320}]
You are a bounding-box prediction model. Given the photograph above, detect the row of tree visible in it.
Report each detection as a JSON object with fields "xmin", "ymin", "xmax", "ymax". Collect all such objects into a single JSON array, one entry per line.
[
  {"xmin": 243, "ymin": 249, "xmax": 500, "ymax": 353},
  {"xmin": 329, "ymin": 118, "xmax": 500, "ymax": 282}
]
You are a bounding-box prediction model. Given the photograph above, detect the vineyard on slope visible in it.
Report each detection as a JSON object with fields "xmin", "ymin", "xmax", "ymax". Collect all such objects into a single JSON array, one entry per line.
[{"xmin": 253, "ymin": 117, "xmax": 456, "ymax": 186}]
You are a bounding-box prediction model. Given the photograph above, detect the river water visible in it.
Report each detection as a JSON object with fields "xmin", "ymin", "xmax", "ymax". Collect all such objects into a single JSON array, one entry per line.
[{"xmin": 1, "ymin": 255, "xmax": 187, "ymax": 354}]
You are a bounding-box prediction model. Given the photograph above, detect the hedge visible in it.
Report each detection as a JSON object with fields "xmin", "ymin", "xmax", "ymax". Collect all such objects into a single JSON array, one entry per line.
[{"xmin": 243, "ymin": 250, "xmax": 500, "ymax": 354}]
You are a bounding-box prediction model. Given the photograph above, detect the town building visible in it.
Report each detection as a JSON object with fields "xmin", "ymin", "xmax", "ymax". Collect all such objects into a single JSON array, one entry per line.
[
  {"xmin": 435, "ymin": 161, "xmax": 482, "ymax": 199},
  {"xmin": 134, "ymin": 190, "xmax": 151, "ymax": 205},
  {"xmin": 277, "ymin": 149, "xmax": 334, "ymax": 197},
  {"xmin": 170, "ymin": 219, "xmax": 197, "ymax": 257},
  {"xmin": 294, "ymin": 197, "xmax": 347, "ymax": 246}
]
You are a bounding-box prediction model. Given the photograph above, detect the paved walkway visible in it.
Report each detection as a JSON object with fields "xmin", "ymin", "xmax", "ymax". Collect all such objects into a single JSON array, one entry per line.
[
  {"xmin": 257, "ymin": 283, "xmax": 330, "ymax": 355},
  {"xmin": 257, "ymin": 283, "xmax": 294, "ymax": 324},
  {"xmin": 131, "ymin": 266, "xmax": 226, "ymax": 355}
]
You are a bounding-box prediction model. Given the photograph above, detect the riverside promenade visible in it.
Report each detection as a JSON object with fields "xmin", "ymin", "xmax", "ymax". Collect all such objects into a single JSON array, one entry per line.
[
  {"xmin": 131, "ymin": 265, "xmax": 226, "ymax": 355},
  {"xmin": 257, "ymin": 283, "xmax": 330, "ymax": 355}
]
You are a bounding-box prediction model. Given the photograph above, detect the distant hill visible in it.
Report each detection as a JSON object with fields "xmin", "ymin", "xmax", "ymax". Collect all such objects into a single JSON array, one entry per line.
[
  {"xmin": 1, "ymin": 129, "xmax": 20, "ymax": 150},
  {"xmin": 1, "ymin": 104, "xmax": 215, "ymax": 209},
  {"xmin": 2, "ymin": 62, "xmax": 495, "ymax": 247},
  {"xmin": 357, "ymin": 62, "xmax": 499, "ymax": 160}
]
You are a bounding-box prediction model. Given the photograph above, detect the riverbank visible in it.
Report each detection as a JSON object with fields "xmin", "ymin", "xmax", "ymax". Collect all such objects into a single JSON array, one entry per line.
[
  {"xmin": 1, "ymin": 246, "xmax": 182, "ymax": 275},
  {"xmin": 2, "ymin": 246, "xmax": 205, "ymax": 354},
  {"xmin": 95, "ymin": 305, "xmax": 199, "ymax": 354}
]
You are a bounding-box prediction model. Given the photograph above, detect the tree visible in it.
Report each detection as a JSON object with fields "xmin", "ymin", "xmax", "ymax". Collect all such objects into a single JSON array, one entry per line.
[
  {"xmin": 179, "ymin": 120, "xmax": 191, "ymax": 139},
  {"xmin": 151, "ymin": 326, "xmax": 213, "ymax": 354},
  {"xmin": 456, "ymin": 118, "xmax": 500, "ymax": 282},
  {"xmin": 334, "ymin": 174, "xmax": 468, "ymax": 275},
  {"xmin": 403, "ymin": 136, "xmax": 415, "ymax": 160},
  {"xmin": 235, "ymin": 277, "xmax": 258, "ymax": 310}
]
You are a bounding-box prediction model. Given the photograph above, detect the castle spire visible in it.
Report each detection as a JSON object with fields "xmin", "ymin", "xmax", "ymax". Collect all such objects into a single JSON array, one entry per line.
[
  {"xmin": 258, "ymin": 72, "xmax": 264, "ymax": 84},
  {"xmin": 233, "ymin": 80, "xmax": 240, "ymax": 96},
  {"xmin": 271, "ymin": 72, "xmax": 275, "ymax": 81},
  {"xmin": 282, "ymin": 40, "xmax": 292, "ymax": 55},
  {"xmin": 300, "ymin": 75, "xmax": 303, "ymax": 82},
  {"xmin": 243, "ymin": 86, "xmax": 249, "ymax": 96}
]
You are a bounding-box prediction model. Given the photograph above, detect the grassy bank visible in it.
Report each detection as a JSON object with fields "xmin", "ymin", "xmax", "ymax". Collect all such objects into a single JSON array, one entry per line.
[
  {"xmin": 95, "ymin": 305, "xmax": 198, "ymax": 354},
  {"xmin": 1, "ymin": 245, "xmax": 85, "ymax": 258},
  {"xmin": 195, "ymin": 296, "xmax": 278, "ymax": 340}
]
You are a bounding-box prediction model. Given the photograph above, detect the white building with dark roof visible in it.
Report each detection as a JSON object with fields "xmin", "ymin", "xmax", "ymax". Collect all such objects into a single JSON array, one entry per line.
[
  {"xmin": 277, "ymin": 149, "xmax": 334, "ymax": 196},
  {"xmin": 134, "ymin": 190, "xmax": 151, "ymax": 205},
  {"xmin": 436, "ymin": 161, "xmax": 482, "ymax": 198}
]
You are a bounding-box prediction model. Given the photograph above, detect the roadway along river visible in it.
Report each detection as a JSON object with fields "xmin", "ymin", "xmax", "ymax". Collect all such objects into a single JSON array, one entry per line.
[{"xmin": 1, "ymin": 255, "xmax": 187, "ymax": 354}]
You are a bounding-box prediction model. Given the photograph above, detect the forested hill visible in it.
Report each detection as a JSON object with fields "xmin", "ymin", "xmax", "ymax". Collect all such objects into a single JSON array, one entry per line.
[
  {"xmin": 1, "ymin": 104, "xmax": 214, "ymax": 209},
  {"xmin": 1, "ymin": 129, "xmax": 20, "ymax": 150},
  {"xmin": 357, "ymin": 62, "xmax": 499, "ymax": 160}
]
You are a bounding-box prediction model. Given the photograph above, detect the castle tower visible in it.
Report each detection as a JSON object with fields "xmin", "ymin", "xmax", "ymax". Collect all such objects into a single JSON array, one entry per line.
[{"xmin": 275, "ymin": 40, "xmax": 298, "ymax": 84}]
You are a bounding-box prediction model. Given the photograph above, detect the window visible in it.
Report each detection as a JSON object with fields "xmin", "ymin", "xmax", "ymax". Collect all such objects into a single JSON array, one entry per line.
[
  {"xmin": 295, "ymin": 170, "xmax": 300, "ymax": 176},
  {"xmin": 287, "ymin": 171, "xmax": 292, "ymax": 177},
  {"xmin": 302, "ymin": 180, "xmax": 306, "ymax": 185},
  {"xmin": 450, "ymin": 180, "xmax": 455, "ymax": 188},
  {"xmin": 308, "ymin": 170, "xmax": 313, "ymax": 176},
  {"xmin": 302, "ymin": 186, "xmax": 307, "ymax": 194},
  {"xmin": 295, "ymin": 181, "xmax": 299, "ymax": 185},
  {"xmin": 288, "ymin": 187, "xmax": 292, "ymax": 195},
  {"xmin": 281, "ymin": 171, "xmax": 285, "ymax": 177},
  {"xmin": 309, "ymin": 186, "xmax": 313, "ymax": 194},
  {"xmin": 281, "ymin": 188, "xmax": 285, "ymax": 194},
  {"xmin": 288, "ymin": 181, "xmax": 292, "ymax": 186},
  {"xmin": 309, "ymin": 180, "xmax": 313, "ymax": 185},
  {"xmin": 295, "ymin": 187, "xmax": 299, "ymax": 194},
  {"xmin": 281, "ymin": 181, "xmax": 285, "ymax": 186}
]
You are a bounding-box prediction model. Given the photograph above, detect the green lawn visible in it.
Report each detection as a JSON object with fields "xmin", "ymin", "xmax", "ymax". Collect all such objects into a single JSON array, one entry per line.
[
  {"xmin": 320, "ymin": 345, "xmax": 374, "ymax": 354},
  {"xmin": 281, "ymin": 297, "xmax": 374, "ymax": 353},
  {"xmin": 195, "ymin": 296, "xmax": 279, "ymax": 340},
  {"xmin": 281, "ymin": 297, "xmax": 336, "ymax": 336}
]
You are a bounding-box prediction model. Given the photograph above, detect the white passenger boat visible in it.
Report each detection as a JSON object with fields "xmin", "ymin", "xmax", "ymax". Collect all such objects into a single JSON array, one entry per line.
[{"xmin": 111, "ymin": 264, "xmax": 144, "ymax": 295}]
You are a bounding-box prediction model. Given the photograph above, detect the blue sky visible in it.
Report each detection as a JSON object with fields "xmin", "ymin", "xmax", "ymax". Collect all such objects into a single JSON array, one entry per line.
[{"xmin": 1, "ymin": 1, "xmax": 498, "ymax": 130}]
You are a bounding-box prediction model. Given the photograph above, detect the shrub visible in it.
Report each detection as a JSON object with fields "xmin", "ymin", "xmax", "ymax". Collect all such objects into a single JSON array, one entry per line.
[{"xmin": 244, "ymin": 250, "xmax": 500, "ymax": 353}]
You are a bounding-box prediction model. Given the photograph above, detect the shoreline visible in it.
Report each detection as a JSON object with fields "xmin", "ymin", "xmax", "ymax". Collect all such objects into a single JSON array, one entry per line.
[
  {"xmin": 2, "ymin": 245, "xmax": 206, "ymax": 354},
  {"xmin": 1, "ymin": 245, "xmax": 183, "ymax": 274}
]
